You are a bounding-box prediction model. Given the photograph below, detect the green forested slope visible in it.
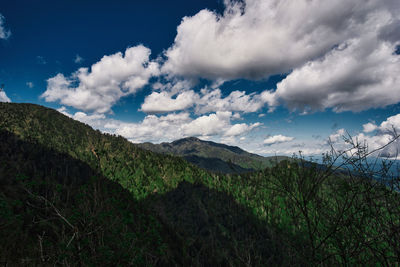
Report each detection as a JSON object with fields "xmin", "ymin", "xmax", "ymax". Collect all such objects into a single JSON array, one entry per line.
[
  {"xmin": 1, "ymin": 102, "xmax": 399, "ymax": 266},
  {"xmin": 0, "ymin": 130, "xmax": 169, "ymax": 265},
  {"xmin": 0, "ymin": 103, "xmax": 283, "ymax": 265}
]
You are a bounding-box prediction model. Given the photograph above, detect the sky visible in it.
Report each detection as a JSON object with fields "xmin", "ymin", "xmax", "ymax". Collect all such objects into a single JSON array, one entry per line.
[{"xmin": 1, "ymin": 0, "xmax": 400, "ymax": 158}]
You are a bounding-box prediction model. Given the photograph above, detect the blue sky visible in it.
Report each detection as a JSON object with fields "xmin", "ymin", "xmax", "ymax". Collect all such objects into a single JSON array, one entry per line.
[{"xmin": 1, "ymin": 0, "xmax": 400, "ymax": 157}]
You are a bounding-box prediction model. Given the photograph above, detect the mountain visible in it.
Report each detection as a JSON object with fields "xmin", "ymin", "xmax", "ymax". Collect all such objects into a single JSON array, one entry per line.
[
  {"xmin": 1, "ymin": 102, "xmax": 399, "ymax": 265},
  {"xmin": 0, "ymin": 103, "xmax": 284, "ymax": 265},
  {"xmin": 138, "ymin": 137, "xmax": 289, "ymax": 173}
]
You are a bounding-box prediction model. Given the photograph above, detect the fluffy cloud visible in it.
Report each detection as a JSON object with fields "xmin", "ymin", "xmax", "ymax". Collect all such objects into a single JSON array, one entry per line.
[
  {"xmin": 274, "ymin": 38, "xmax": 400, "ymax": 112},
  {"xmin": 141, "ymin": 85, "xmax": 275, "ymax": 114},
  {"xmin": 58, "ymin": 107, "xmax": 261, "ymax": 144},
  {"xmin": 195, "ymin": 88, "xmax": 271, "ymax": 114},
  {"xmin": 162, "ymin": 0, "xmax": 400, "ymax": 112},
  {"xmin": 363, "ymin": 122, "xmax": 378, "ymax": 133},
  {"xmin": 363, "ymin": 114, "xmax": 400, "ymax": 158},
  {"xmin": 57, "ymin": 106, "xmax": 106, "ymax": 128},
  {"xmin": 263, "ymin": 135, "xmax": 294, "ymax": 146},
  {"xmin": 329, "ymin": 128, "xmax": 346, "ymax": 143},
  {"xmin": 0, "ymin": 14, "xmax": 11, "ymax": 39},
  {"xmin": 378, "ymin": 113, "xmax": 400, "ymax": 133},
  {"xmin": 42, "ymin": 45, "xmax": 159, "ymax": 113},
  {"xmin": 181, "ymin": 111, "xmax": 260, "ymax": 137},
  {"xmin": 0, "ymin": 90, "xmax": 11, "ymax": 102},
  {"xmin": 330, "ymin": 114, "xmax": 400, "ymax": 158},
  {"xmin": 140, "ymin": 90, "xmax": 197, "ymax": 113},
  {"xmin": 164, "ymin": 0, "xmax": 396, "ymax": 79}
]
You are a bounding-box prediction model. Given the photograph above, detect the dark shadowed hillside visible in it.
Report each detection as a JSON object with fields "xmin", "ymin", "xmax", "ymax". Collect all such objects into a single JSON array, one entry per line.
[
  {"xmin": 0, "ymin": 103, "xmax": 284, "ymax": 265},
  {"xmin": 0, "ymin": 130, "xmax": 169, "ymax": 265}
]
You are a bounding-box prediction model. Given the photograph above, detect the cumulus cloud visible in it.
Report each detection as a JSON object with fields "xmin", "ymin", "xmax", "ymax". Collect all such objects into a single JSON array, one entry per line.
[
  {"xmin": 141, "ymin": 84, "xmax": 275, "ymax": 114},
  {"xmin": 263, "ymin": 135, "xmax": 294, "ymax": 146},
  {"xmin": 363, "ymin": 122, "xmax": 378, "ymax": 133},
  {"xmin": 57, "ymin": 106, "xmax": 106, "ymax": 128},
  {"xmin": 164, "ymin": 0, "xmax": 395, "ymax": 79},
  {"xmin": 274, "ymin": 37, "xmax": 400, "ymax": 112},
  {"xmin": 329, "ymin": 128, "xmax": 346, "ymax": 143},
  {"xmin": 42, "ymin": 45, "xmax": 159, "ymax": 113},
  {"xmin": 0, "ymin": 90, "xmax": 11, "ymax": 102},
  {"xmin": 140, "ymin": 90, "xmax": 197, "ymax": 113},
  {"xmin": 378, "ymin": 113, "xmax": 400, "ymax": 133},
  {"xmin": 162, "ymin": 0, "xmax": 400, "ymax": 112},
  {"xmin": 115, "ymin": 111, "xmax": 260, "ymax": 143},
  {"xmin": 58, "ymin": 107, "xmax": 261, "ymax": 144},
  {"xmin": 329, "ymin": 114, "xmax": 400, "ymax": 158},
  {"xmin": 0, "ymin": 14, "xmax": 11, "ymax": 39},
  {"xmin": 181, "ymin": 111, "xmax": 260, "ymax": 137},
  {"xmin": 195, "ymin": 88, "xmax": 272, "ymax": 114}
]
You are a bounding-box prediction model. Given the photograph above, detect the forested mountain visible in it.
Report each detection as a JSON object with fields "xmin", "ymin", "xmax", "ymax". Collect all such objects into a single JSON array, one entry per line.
[
  {"xmin": 138, "ymin": 137, "xmax": 289, "ymax": 173},
  {"xmin": 1, "ymin": 102, "xmax": 399, "ymax": 266}
]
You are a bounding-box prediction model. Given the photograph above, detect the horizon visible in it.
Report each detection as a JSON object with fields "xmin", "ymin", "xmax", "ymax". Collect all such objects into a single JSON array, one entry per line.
[{"xmin": 1, "ymin": 0, "xmax": 400, "ymax": 157}]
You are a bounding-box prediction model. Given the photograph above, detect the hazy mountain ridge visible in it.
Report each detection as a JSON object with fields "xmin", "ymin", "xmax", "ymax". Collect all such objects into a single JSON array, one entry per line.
[{"xmin": 138, "ymin": 137, "xmax": 289, "ymax": 173}]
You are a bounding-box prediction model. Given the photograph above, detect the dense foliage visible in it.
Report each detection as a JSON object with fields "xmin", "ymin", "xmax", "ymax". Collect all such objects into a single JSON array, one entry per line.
[{"xmin": 1, "ymin": 103, "xmax": 399, "ymax": 265}]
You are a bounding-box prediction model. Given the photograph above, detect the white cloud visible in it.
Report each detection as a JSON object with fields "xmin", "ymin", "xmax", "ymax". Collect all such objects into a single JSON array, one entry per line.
[
  {"xmin": 162, "ymin": 0, "xmax": 400, "ymax": 112},
  {"xmin": 329, "ymin": 114, "xmax": 400, "ymax": 158},
  {"xmin": 363, "ymin": 122, "xmax": 377, "ymax": 133},
  {"xmin": 180, "ymin": 112, "xmax": 230, "ymax": 136},
  {"xmin": 57, "ymin": 106, "xmax": 106, "ymax": 128},
  {"xmin": 140, "ymin": 85, "xmax": 275, "ymax": 115},
  {"xmin": 252, "ymin": 137, "xmax": 326, "ymax": 156},
  {"xmin": 329, "ymin": 128, "xmax": 346, "ymax": 143},
  {"xmin": 232, "ymin": 113, "xmax": 241, "ymax": 120},
  {"xmin": 378, "ymin": 113, "xmax": 400, "ymax": 133},
  {"xmin": 26, "ymin": 82, "xmax": 34, "ymax": 88},
  {"xmin": 0, "ymin": 90, "xmax": 11, "ymax": 102},
  {"xmin": 195, "ymin": 88, "xmax": 271, "ymax": 114},
  {"xmin": 74, "ymin": 54, "xmax": 84, "ymax": 64},
  {"xmin": 163, "ymin": 0, "xmax": 397, "ymax": 79},
  {"xmin": 362, "ymin": 114, "xmax": 400, "ymax": 157},
  {"xmin": 258, "ymin": 147, "xmax": 325, "ymax": 157},
  {"xmin": 0, "ymin": 14, "xmax": 11, "ymax": 39},
  {"xmin": 225, "ymin": 122, "xmax": 261, "ymax": 136},
  {"xmin": 263, "ymin": 135, "xmax": 294, "ymax": 146},
  {"xmin": 57, "ymin": 107, "xmax": 261, "ymax": 144},
  {"xmin": 140, "ymin": 90, "xmax": 197, "ymax": 113},
  {"xmin": 274, "ymin": 37, "xmax": 400, "ymax": 112},
  {"xmin": 181, "ymin": 111, "xmax": 260, "ymax": 137},
  {"xmin": 42, "ymin": 45, "xmax": 159, "ymax": 113},
  {"xmin": 56, "ymin": 106, "xmax": 68, "ymax": 115}
]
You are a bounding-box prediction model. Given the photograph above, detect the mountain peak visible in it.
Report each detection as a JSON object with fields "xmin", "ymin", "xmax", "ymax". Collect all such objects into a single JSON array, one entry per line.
[
  {"xmin": 171, "ymin": 136, "xmax": 202, "ymax": 145},
  {"xmin": 138, "ymin": 136, "xmax": 289, "ymax": 173}
]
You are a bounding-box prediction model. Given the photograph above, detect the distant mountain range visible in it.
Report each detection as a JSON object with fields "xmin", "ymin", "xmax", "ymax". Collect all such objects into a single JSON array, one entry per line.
[{"xmin": 138, "ymin": 137, "xmax": 289, "ymax": 173}]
